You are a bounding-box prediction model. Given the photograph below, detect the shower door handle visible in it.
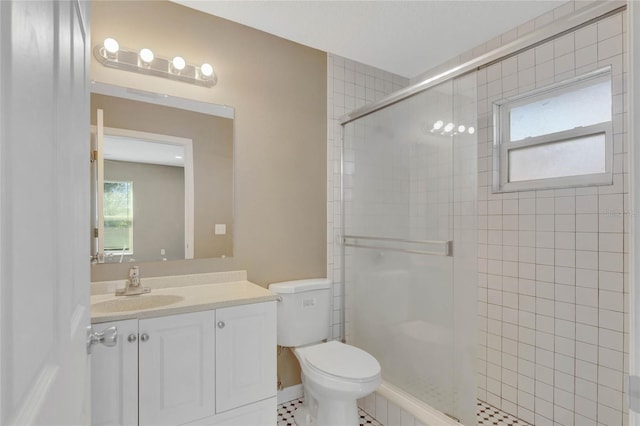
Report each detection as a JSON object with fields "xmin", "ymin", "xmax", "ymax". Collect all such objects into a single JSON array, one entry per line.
[{"xmin": 343, "ymin": 235, "xmax": 453, "ymax": 257}]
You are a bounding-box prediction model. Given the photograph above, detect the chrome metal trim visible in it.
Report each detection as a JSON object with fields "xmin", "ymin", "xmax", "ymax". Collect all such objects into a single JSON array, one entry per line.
[
  {"xmin": 339, "ymin": 124, "xmax": 346, "ymax": 342},
  {"xmin": 339, "ymin": 1, "xmax": 626, "ymax": 125},
  {"xmin": 344, "ymin": 243, "xmax": 451, "ymax": 257},
  {"xmin": 343, "ymin": 235, "xmax": 453, "ymax": 257},
  {"xmin": 87, "ymin": 325, "xmax": 118, "ymax": 354},
  {"xmin": 344, "ymin": 234, "xmax": 450, "ymax": 246}
]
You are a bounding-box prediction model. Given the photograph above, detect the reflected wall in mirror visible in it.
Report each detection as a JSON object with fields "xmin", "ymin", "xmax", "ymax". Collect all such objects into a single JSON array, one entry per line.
[{"xmin": 90, "ymin": 83, "xmax": 234, "ymax": 264}]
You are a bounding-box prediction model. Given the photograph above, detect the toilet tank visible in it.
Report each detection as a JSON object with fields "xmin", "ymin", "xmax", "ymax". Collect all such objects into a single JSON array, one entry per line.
[{"xmin": 268, "ymin": 278, "xmax": 331, "ymax": 347}]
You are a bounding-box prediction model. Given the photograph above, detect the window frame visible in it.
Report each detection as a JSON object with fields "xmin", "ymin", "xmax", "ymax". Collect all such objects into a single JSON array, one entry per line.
[
  {"xmin": 103, "ymin": 179, "xmax": 134, "ymax": 255},
  {"xmin": 492, "ymin": 67, "xmax": 613, "ymax": 193}
]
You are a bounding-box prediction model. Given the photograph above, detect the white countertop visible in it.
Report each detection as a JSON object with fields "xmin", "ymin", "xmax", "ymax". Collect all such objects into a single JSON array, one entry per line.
[{"xmin": 91, "ymin": 272, "xmax": 277, "ymax": 324}]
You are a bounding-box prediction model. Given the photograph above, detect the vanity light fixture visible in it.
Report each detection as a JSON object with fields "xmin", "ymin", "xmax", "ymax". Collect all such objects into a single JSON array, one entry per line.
[
  {"xmin": 103, "ymin": 38, "xmax": 119, "ymax": 58},
  {"xmin": 94, "ymin": 37, "xmax": 217, "ymax": 88},
  {"xmin": 170, "ymin": 56, "xmax": 186, "ymax": 73},
  {"xmin": 200, "ymin": 63, "xmax": 214, "ymax": 78},
  {"xmin": 139, "ymin": 48, "xmax": 154, "ymax": 65}
]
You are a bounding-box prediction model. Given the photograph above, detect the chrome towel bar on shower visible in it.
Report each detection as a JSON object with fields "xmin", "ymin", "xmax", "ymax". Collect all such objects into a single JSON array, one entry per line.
[{"xmin": 343, "ymin": 235, "xmax": 453, "ymax": 257}]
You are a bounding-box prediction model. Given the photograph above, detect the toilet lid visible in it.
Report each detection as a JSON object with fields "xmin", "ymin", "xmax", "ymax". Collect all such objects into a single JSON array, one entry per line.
[{"xmin": 303, "ymin": 341, "xmax": 380, "ymax": 381}]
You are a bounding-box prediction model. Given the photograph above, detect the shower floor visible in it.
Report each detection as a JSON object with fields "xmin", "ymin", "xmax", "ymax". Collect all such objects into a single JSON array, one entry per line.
[
  {"xmin": 276, "ymin": 398, "xmax": 531, "ymax": 426},
  {"xmin": 477, "ymin": 400, "xmax": 532, "ymax": 426}
]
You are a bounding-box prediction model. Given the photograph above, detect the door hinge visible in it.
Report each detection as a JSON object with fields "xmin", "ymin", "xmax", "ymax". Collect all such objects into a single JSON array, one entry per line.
[
  {"xmin": 93, "ymin": 228, "xmax": 99, "ymax": 238},
  {"xmin": 629, "ymin": 375, "xmax": 640, "ymax": 413},
  {"xmin": 91, "ymin": 150, "xmax": 98, "ymax": 162}
]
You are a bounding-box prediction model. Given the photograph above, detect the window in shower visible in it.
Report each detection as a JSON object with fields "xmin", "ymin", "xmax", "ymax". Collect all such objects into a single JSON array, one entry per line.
[{"xmin": 492, "ymin": 67, "xmax": 613, "ymax": 192}]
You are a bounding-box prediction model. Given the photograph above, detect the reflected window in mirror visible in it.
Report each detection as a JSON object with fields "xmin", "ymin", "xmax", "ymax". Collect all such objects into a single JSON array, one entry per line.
[{"xmin": 103, "ymin": 180, "xmax": 133, "ymax": 256}]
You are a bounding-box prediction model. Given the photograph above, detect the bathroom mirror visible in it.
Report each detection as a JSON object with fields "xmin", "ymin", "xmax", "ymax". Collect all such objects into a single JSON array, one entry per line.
[{"xmin": 90, "ymin": 82, "xmax": 234, "ymax": 264}]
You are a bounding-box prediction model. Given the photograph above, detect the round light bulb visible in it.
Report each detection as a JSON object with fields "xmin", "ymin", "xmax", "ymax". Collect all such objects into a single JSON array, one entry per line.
[
  {"xmin": 458, "ymin": 125, "xmax": 466, "ymax": 133},
  {"xmin": 468, "ymin": 127, "xmax": 476, "ymax": 135},
  {"xmin": 139, "ymin": 48, "xmax": 154, "ymax": 64},
  {"xmin": 444, "ymin": 122, "xmax": 454, "ymax": 132},
  {"xmin": 200, "ymin": 63, "xmax": 214, "ymax": 77},
  {"xmin": 433, "ymin": 120, "xmax": 444, "ymax": 130},
  {"xmin": 103, "ymin": 38, "xmax": 119, "ymax": 54},
  {"xmin": 172, "ymin": 56, "xmax": 186, "ymax": 71}
]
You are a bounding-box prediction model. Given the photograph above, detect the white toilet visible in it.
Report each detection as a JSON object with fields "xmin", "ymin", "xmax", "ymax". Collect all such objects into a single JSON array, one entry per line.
[{"xmin": 269, "ymin": 279, "xmax": 381, "ymax": 426}]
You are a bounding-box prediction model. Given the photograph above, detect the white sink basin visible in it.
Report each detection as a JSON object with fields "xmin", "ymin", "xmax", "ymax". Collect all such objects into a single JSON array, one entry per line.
[{"xmin": 92, "ymin": 294, "xmax": 184, "ymax": 314}]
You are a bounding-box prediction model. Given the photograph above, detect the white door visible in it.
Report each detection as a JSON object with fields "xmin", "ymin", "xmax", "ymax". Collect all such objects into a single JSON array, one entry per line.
[
  {"xmin": 0, "ymin": 0, "xmax": 91, "ymax": 424},
  {"xmin": 91, "ymin": 320, "xmax": 138, "ymax": 426},
  {"xmin": 215, "ymin": 302, "xmax": 277, "ymax": 413},
  {"xmin": 138, "ymin": 311, "xmax": 215, "ymax": 425}
]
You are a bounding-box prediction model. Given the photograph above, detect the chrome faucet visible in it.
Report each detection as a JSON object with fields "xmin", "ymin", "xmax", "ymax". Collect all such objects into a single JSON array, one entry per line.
[{"xmin": 116, "ymin": 266, "xmax": 151, "ymax": 296}]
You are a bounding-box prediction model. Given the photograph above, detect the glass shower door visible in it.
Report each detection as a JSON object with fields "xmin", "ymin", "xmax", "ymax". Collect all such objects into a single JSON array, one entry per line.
[{"xmin": 343, "ymin": 74, "xmax": 476, "ymax": 424}]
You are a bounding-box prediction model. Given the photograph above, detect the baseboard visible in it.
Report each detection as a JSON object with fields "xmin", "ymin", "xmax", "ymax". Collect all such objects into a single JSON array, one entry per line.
[{"xmin": 277, "ymin": 384, "xmax": 304, "ymax": 404}]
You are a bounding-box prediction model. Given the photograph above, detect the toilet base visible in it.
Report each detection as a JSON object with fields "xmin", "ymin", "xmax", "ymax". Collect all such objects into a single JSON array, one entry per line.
[
  {"xmin": 294, "ymin": 405, "xmax": 314, "ymax": 426},
  {"xmin": 315, "ymin": 397, "xmax": 359, "ymax": 426},
  {"xmin": 301, "ymin": 385, "xmax": 360, "ymax": 426}
]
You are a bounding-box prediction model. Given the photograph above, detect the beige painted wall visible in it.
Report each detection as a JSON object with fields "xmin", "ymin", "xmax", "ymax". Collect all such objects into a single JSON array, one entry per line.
[
  {"xmin": 90, "ymin": 0, "xmax": 327, "ymax": 388},
  {"xmin": 91, "ymin": 0, "xmax": 327, "ymax": 283}
]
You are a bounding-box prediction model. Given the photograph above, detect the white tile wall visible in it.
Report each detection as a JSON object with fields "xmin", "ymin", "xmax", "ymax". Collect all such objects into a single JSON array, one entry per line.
[{"xmin": 473, "ymin": 10, "xmax": 629, "ymax": 426}]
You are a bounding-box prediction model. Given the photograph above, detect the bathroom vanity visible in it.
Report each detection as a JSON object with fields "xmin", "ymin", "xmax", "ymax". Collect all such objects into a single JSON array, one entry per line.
[{"xmin": 90, "ymin": 271, "xmax": 277, "ymax": 426}]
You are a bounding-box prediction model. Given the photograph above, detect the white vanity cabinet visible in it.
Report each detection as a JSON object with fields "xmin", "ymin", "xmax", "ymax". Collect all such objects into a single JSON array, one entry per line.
[
  {"xmin": 138, "ymin": 311, "xmax": 216, "ymax": 425},
  {"xmin": 215, "ymin": 302, "xmax": 278, "ymax": 412},
  {"xmin": 90, "ymin": 301, "xmax": 276, "ymax": 426}
]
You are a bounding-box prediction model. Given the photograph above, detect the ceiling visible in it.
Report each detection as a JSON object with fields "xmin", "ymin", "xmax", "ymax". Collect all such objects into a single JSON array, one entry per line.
[{"xmin": 173, "ymin": 0, "xmax": 568, "ymax": 78}]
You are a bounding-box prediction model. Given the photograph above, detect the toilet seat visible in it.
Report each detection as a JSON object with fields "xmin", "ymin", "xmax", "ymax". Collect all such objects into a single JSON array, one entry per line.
[{"xmin": 297, "ymin": 341, "xmax": 380, "ymax": 382}]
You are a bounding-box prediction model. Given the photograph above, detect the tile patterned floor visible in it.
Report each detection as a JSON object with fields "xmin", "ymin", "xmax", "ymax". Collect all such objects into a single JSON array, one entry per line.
[
  {"xmin": 277, "ymin": 398, "xmax": 383, "ymax": 426},
  {"xmin": 278, "ymin": 398, "xmax": 531, "ymax": 426},
  {"xmin": 477, "ymin": 400, "xmax": 532, "ymax": 426}
]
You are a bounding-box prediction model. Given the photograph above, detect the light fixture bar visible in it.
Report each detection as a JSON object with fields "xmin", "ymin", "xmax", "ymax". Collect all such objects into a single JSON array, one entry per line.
[{"xmin": 93, "ymin": 42, "xmax": 217, "ymax": 88}]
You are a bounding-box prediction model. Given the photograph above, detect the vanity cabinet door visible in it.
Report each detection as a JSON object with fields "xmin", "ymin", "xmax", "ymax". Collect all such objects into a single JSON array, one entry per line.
[
  {"xmin": 138, "ymin": 311, "xmax": 215, "ymax": 426},
  {"xmin": 91, "ymin": 319, "xmax": 139, "ymax": 426},
  {"xmin": 215, "ymin": 301, "xmax": 277, "ymax": 413}
]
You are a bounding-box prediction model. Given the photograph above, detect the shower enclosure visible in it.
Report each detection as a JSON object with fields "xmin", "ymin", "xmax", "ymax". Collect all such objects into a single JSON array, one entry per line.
[{"xmin": 342, "ymin": 74, "xmax": 477, "ymax": 424}]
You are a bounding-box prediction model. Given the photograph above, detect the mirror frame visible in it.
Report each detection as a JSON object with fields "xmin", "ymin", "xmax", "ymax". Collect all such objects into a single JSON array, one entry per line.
[{"xmin": 90, "ymin": 81, "xmax": 236, "ymax": 264}]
